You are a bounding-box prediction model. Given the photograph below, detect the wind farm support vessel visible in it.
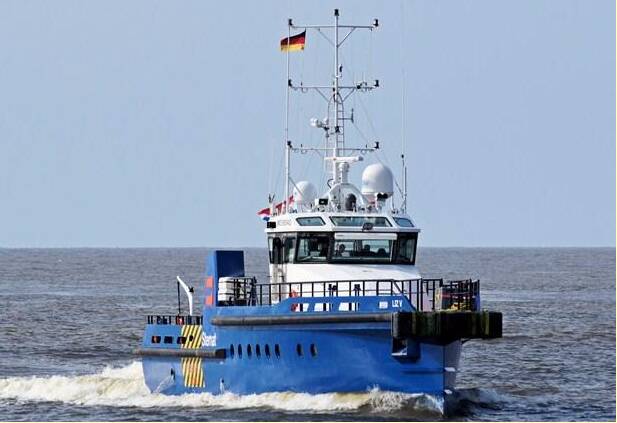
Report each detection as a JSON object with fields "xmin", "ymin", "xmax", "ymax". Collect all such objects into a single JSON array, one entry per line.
[{"xmin": 135, "ymin": 10, "xmax": 502, "ymax": 409}]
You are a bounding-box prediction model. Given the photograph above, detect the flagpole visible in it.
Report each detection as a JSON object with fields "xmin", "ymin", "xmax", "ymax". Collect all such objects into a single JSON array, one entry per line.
[{"xmin": 284, "ymin": 20, "xmax": 291, "ymax": 214}]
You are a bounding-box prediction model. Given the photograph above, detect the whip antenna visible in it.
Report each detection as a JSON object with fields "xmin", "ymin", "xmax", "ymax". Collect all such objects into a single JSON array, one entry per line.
[{"xmin": 400, "ymin": 0, "xmax": 408, "ymax": 213}]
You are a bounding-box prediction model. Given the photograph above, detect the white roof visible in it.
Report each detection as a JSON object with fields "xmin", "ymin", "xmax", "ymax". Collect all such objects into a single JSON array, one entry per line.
[{"xmin": 265, "ymin": 211, "xmax": 420, "ymax": 234}]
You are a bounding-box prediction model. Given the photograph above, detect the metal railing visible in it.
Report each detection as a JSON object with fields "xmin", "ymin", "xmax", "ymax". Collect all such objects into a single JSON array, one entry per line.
[
  {"xmin": 219, "ymin": 277, "xmax": 480, "ymax": 312},
  {"xmin": 147, "ymin": 315, "xmax": 203, "ymax": 325},
  {"xmin": 421, "ymin": 278, "xmax": 480, "ymax": 311}
]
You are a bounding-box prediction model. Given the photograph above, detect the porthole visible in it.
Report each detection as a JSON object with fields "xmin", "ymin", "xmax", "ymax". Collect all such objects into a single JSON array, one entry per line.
[
  {"xmin": 274, "ymin": 344, "xmax": 280, "ymax": 358},
  {"xmin": 151, "ymin": 335, "xmax": 161, "ymax": 344},
  {"xmin": 310, "ymin": 343, "xmax": 317, "ymax": 357},
  {"xmin": 296, "ymin": 344, "xmax": 303, "ymax": 356},
  {"xmin": 230, "ymin": 344, "xmax": 235, "ymax": 358},
  {"xmin": 265, "ymin": 344, "xmax": 271, "ymax": 358},
  {"xmin": 256, "ymin": 344, "xmax": 261, "ymax": 357},
  {"xmin": 247, "ymin": 344, "xmax": 252, "ymax": 357},
  {"xmin": 238, "ymin": 344, "xmax": 243, "ymax": 358}
]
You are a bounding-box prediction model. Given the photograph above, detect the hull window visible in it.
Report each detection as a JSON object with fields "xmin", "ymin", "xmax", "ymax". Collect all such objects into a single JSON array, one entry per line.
[
  {"xmin": 265, "ymin": 344, "xmax": 271, "ymax": 358},
  {"xmin": 296, "ymin": 344, "xmax": 303, "ymax": 356},
  {"xmin": 256, "ymin": 344, "xmax": 261, "ymax": 358},
  {"xmin": 230, "ymin": 344, "xmax": 235, "ymax": 358},
  {"xmin": 310, "ymin": 344, "xmax": 317, "ymax": 357},
  {"xmin": 247, "ymin": 344, "xmax": 252, "ymax": 357},
  {"xmin": 274, "ymin": 344, "xmax": 281, "ymax": 358}
]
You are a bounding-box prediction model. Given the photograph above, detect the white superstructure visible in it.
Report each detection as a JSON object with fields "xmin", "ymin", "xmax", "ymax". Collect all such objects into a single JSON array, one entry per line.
[{"xmin": 266, "ymin": 10, "xmax": 419, "ymax": 294}]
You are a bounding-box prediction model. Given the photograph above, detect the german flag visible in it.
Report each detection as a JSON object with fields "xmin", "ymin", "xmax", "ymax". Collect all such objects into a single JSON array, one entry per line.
[{"xmin": 280, "ymin": 31, "xmax": 306, "ymax": 52}]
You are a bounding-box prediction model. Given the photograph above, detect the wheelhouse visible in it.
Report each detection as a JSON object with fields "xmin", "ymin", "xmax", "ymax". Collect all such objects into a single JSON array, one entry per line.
[{"xmin": 267, "ymin": 214, "xmax": 419, "ymax": 265}]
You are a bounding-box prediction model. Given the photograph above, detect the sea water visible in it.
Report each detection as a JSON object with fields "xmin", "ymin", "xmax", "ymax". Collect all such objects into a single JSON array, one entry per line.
[{"xmin": 0, "ymin": 247, "xmax": 614, "ymax": 421}]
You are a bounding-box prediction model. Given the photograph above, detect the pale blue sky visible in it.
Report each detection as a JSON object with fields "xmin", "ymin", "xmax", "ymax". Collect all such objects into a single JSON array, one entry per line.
[{"xmin": 0, "ymin": 1, "xmax": 614, "ymax": 248}]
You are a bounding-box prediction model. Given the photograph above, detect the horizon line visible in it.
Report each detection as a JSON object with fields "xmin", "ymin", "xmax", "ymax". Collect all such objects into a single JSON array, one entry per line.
[{"xmin": 0, "ymin": 245, "xmax": 615, "ymax": 250}]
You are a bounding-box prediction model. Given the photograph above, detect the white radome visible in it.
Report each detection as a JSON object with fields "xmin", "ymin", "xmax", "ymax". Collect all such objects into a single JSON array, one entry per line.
[
  {"xmin": 361, "ymin": 163, "xmax": 394, "ymax": 200},
  {"xmin": 293, "ymin": 181, "xmax": 318, "ymax": 206}
]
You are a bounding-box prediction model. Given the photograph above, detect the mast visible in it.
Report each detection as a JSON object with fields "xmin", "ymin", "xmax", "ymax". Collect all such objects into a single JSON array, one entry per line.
[
  {"xmin": 284, "ymin": 10, "xmax": 380, "ymax": 211},
  {"xmin": 333, "ymin": 9, "xmax": 340, "ymax": 182},
  {"xmin": 284, "ymin": 22, "xmax": 291, "ymax": 213}
]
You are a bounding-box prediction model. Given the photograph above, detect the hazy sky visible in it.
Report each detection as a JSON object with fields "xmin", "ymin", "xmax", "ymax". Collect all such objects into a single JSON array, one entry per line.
[{"xmin": 0, "ymin": 1, "xmax": 614, "ymax": 248}]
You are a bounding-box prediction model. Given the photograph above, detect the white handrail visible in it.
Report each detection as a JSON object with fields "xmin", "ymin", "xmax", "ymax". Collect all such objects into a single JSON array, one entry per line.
[{"xmin": 176, "ymin": 276, "xmax": 194, "ymax": 316}]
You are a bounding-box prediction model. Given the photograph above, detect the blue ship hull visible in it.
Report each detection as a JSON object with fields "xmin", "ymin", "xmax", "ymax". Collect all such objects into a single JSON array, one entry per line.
[
  {"xmin": 141, "ymin": 318, "xmax": 462, "ymax": 397},
  {"xmin": 138, "ymin": 250, "xmax": 500, "ymax": 407}
]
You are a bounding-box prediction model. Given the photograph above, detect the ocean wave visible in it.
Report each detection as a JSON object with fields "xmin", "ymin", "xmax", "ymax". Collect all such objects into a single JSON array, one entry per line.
[{"xmin": 0, "ymin": 362, "xmax": 443, "ymax": 414}]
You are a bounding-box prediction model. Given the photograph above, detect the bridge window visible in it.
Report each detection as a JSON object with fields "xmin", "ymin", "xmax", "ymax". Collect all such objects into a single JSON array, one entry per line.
[
  {"xmin": 284, "ymin": 236, "xmax": 296, "ymax": 263},
  {"xmin": 237, "ymin": 344, "xmax": 243, "ymax": 358},
  {"xmin": 275, "ymin": 237, "xmax": 282, "ymax": 264},
  {"xmin": 247, "ymin": 344, "xmax": 252, "ymax": 357},
  {"xmin": 274, "ymin": 344, "xmax": 281, "ymax": 358},
  {"xmin": 296, "ymin": 344, "xmax": 303, "ymax": 356},
  {"xmin": 330, "ymin": 216, "xmax": 392, "ymax": 227},
  {"xmin": 256, "ymin": 344, "xmax": 261, "ymax": 357},
  {"xmin": 177, "ymin": 336, "xmax": 186, "ymax": 345},
  {"xmin": 331, "ymin": 238, "xmax": 393, "ymax": 263},
  {"xmin": 297, "ymin": 217, "xmax": 325, "ymax": 226},
  {"xmin": 151, "ymin": 336, "xmax": 161, "ymax": 344},
  {"xmin": 396, "ymin": 233, "xmax": 418, "ymax": 265},
  {"xmin": 310, "ymin": 344, "xmax": 317, "ymax": 357},
  {"xmin": 265, "ymin": 344, "xmax": 271, "ymax": 358},
  {"xmin": 230, "ymin": 344, "xmax": 235, "ymax": 358},
  {"xmin": 271, "ymin": 232, "xmax": 415, "ymax": 265},
  {"xmin": 296, "ymin": 235, "xmax": 329, "ymax": 262},
  {"xmin": 394, "ymin": 217, "xmax": 414, "ymax": 227},
  {"xmin": 163, "ymin": 336, "xmax": 173, "ymax": 344},
  {"xmin": 268, "ymin": 237, "xmax": 276, "ymax": 264},
  {"xmin": 269, "ymin": 235, "xmax": 296, "ymax": 264}
]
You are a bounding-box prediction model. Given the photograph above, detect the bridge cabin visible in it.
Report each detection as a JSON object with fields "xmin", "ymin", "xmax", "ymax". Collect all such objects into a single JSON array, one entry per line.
[{"xmin": 266, "ymin": 211, "xmax": 420, "ymax": 286}]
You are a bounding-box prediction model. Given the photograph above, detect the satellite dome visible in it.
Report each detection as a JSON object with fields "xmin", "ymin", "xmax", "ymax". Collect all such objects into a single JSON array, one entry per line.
[
  {"xmin": 293, "ymin": 181, "xmax": 318, "ymax": 206},
  {"xmin": 361, "ymin": 163, "xmax": 394, "ymax": 200}
]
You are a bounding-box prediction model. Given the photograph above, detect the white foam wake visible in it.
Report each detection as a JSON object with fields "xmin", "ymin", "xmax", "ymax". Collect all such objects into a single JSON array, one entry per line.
[{"xmin": 0, "ymin": 362, "xmax": 442, "ymax": 413}]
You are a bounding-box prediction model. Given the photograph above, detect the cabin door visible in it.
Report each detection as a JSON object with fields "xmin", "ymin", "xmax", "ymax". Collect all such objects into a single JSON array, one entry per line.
[{"xmin": 270, "ymin": 237, "xmax": 287, "ymax": 303}]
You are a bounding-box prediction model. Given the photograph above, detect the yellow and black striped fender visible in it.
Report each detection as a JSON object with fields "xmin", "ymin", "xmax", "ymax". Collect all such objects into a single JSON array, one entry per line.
[{"xmin": 180, "ymin": 325, "xmax": 204, "ymax": 388}]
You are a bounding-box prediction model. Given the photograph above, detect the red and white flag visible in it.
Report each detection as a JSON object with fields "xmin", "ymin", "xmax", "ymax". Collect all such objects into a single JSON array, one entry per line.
[
  {"xmin": 257, "ymin": 196, "xmax": 294, "ymax": 221},
  {"xmin": 257, "ymin": 207, "xmax": 271, "ymax": 221}
]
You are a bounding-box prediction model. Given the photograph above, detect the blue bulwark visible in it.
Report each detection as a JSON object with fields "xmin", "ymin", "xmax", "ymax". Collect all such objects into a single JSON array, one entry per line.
[
  {"xmin": 203, "ymin": 250, "xmax": 245, "ymax": 312},
  {"xmin": 203, "ymin": 251, "xmax": 245, "ymax": 341}
]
